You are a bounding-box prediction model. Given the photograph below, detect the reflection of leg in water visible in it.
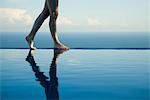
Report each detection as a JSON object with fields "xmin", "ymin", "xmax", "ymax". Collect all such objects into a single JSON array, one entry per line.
[
  {"xmin": 26, "ymin": 49, "xmax": 67, "ymax": 100},
  {"xmin": 26, "ymin": 0, "xmax": 69, "ymax": 50}
]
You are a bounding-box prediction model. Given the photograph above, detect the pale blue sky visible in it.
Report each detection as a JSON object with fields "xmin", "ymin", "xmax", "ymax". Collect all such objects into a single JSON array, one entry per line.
[{"xmin": 0, "ymin": 0, "xmax": 149, "ymax": 32}]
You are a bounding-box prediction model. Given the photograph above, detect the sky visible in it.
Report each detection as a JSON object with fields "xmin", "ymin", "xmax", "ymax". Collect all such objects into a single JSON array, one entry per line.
[{"xmin": 0, "ymin": 0, "xmax": 149, "ymax": 32}]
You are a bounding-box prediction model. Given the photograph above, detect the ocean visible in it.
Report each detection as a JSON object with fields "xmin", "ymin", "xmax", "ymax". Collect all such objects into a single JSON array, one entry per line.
[{"xmin": 0, "ymin": 32, "xmax": 149, "ymax": 49}]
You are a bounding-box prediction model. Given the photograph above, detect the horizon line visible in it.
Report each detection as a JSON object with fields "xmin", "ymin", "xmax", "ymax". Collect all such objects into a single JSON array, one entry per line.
[
  {"xmin": 0, "ymin": 31, "xmax": 150, "ymax": 33},
  {"xmin": 0, "ymin": 48, "xmax": 150, "ymax": 50}
]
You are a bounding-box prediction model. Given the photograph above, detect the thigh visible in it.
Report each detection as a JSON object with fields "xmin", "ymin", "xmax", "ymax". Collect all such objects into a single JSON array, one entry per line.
[
  {"xmin": 39, "ymin": 1, "xmax": 50, "ymax": 18},
  {"xmin": 46, "ymin": 0, "xmax": 58, "ymax": 15}
]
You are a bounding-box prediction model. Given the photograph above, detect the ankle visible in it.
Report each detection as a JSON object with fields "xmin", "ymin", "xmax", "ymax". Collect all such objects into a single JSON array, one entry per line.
[
  {"xmin": 54, "ymin": 41, "xmax": 61, "ymax": 45},
  {"xmin": 26, "ymin": 35, "xmax": 33, "ymax": 41}
]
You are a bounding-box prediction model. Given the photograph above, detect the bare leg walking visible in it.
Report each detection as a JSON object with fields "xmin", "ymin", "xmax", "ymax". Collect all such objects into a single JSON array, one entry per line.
[{"xmin": 26, "ymin": 0, "xmax": 69, "ymax": 50}]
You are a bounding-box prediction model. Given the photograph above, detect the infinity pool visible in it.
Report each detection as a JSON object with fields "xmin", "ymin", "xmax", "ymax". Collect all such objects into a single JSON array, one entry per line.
[{"xmin": 1, "ymin": 49, "xmax": 150, "ymax": 100}]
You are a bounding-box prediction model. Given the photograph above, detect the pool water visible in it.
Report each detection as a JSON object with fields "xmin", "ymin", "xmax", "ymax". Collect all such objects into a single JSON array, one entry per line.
[{"xmin": 1, "ymin": 49, "xmax": 150, "ymax": 100}]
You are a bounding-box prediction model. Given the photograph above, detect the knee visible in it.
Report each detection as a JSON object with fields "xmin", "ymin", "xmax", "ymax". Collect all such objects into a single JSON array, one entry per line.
[{"xmin": 52, "ymin": 10, "xmax": 58, "ymax": 20}]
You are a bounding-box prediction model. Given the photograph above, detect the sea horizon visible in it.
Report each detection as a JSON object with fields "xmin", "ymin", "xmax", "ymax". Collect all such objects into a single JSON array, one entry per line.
[{"xmin": 0, "ymin": 32, "xmax": 150, "ymax": 49}]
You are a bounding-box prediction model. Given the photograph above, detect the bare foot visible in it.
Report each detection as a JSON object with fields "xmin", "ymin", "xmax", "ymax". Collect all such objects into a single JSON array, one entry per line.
[
  {"xmin": 54, "ymin": 43, "xmax": 69, "ymax": 50},
  {"xmin": 25, "ymin": 36, "xmax": 36, "ymax": 50}
]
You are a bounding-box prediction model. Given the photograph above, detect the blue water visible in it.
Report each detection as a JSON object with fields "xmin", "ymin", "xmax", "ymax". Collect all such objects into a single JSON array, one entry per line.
[
  {"xmin": 1, "ymin": 49, "xmax": 150, "ymax": 100},
  {"xmin": 0, "ymin": 32, "xmax": 150, "ymax": 49}
]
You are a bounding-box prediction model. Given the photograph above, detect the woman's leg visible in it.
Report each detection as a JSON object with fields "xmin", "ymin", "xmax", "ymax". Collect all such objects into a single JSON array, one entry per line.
[
  {"xmin": 26, "ymin": 1, "xmax": 50, "ymax": 49},
  {"xmin": 47, "ymin": 0, "xmax": 69, "ymax": 50}
]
